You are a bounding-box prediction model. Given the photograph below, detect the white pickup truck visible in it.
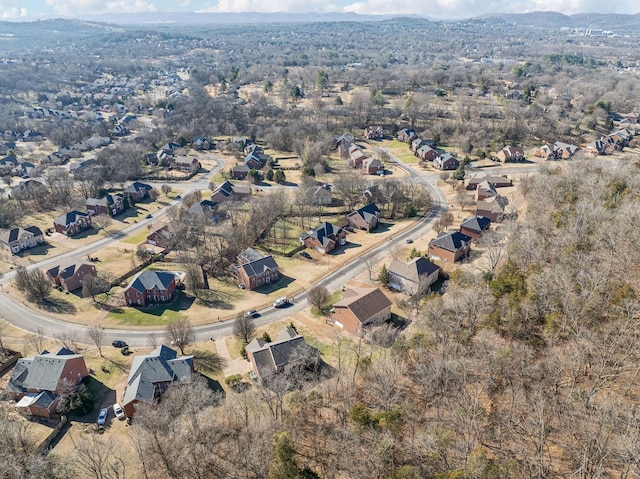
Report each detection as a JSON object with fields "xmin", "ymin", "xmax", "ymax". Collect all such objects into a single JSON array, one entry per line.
[{"xmin": 273, "ymin": 296, "xmax": 290, "ymax": 308}]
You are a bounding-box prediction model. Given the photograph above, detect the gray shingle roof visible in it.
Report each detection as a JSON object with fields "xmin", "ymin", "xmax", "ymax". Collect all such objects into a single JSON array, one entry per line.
[
  {"xmin": 54, "ymin": 210, "xmax": 90, "ymax": 227},
  {"xmin": 247, "ymin": 327, "xmax": 306, "ymax": 379},
  {"xmin": 388, "ymin": 257, "xmax": 440, "ymax": 284},
  {"xmin": 127, "ymin": 271, "xmax": 176, "ymax": 294},
  {"xmin": 123, "ymin": 345, "xmax": 193, "ymax": 408},
  {"xmin": 239, "ymin": 255, "xmax": 279, "ymax": 279},
  {"xmin": 7, "ymin": 348, "xmax": 85, "ymax": 394},
  {"xmin": 333, "ymin": 287, "xmax": 392, "ymax": 325},
  {"xmin": 460, "ymin": 215, "xmax": 491, "ymax": 233}
]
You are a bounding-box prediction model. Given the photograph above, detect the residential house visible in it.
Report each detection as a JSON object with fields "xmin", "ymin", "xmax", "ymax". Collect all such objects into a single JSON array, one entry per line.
[
  {"xmin": 235, "ymin": 247, "xmax": 280, "ymax": 290},
  {"xmin": 347, "ymin": 144, "xmax": 369, "ymax": 168},
  {"xmin": 125, "ymin": 270, "xmax": 178, "ymax": 307},
  {"xmin": 14, "ymin": 161, "xmax": 36, "ymax": 177},
  {"xmin": 533, "ymin": 144, "xmax": 554, "ymax": 159},
  {"xmin": 0, "ymin": 154, "xmax": 17, "ymax": 172},
  {"xmin": 0, "ymin": 226, "xmax": 44, "ymax": 254},
  {"xmin": 124, "ymin": 182, "xmax": 153, "ymax": 201},
  {"xmin": 475, "ymin": 181, "xmax": 499, "ymax": 201},
  {"xmin": 586, "ymin": 139, "xmax": 608, "ymax": 156},
  {"xmin": 331, "ymin": 134, "xmax": 354, "ymax": 154},
  {"xmin": 465, "ymin": 174, "xmax": 512, "ymax": 190},
  {"xmin": 330, "ymin": 287, "xmax": 392, "ymax": 337},
  {"xmin": 362, "ymin": 157, "xmax": 384, "ymax": 175},
  {"xmin": 86, "ymin": 194, "xmax": 125, "ymax": 216},
  {"xmin": 192, "ymin": 136, "xmax": 212, "ymax": 150},
  {"xmin": 505, "ymin": 89, "xmax": 524, "ymax": 100},
  {"xmin": 428, "ymin": 231, "xmax": 472, "ymax": 262},
  {"xmin": 300, "ymin": 222, "xmax": 347, "ymax": 254},
  {"xmin": 211, "ymin": 181, "xmax": 252, "ymax": 203},
  {"xmin": 122, "ymin": 345, "xmax": 193, "ymax": 418},
  {"xmin": 231, "ymin": 163, "xmax": 250, "ymax": 180},
  {"xmin": 244, "ymin": 152, "xmax": 264, "ymax": 170},
  {"xmin": 417, "ymin": 145, "xmax": 440, "ymax": 162},
  {"xmin": 146, "ymin": 225, "xmax": 175, "ymax": 249},
  {"xmin": 8, "ymin": 348, "xmax": 88, "ymax": 417},
  {"xmin": 459, "ymin": 215, "xmax": 492, "ymax": 240},
  {"xmin": 553, "ymin": 141, "xmax": 581, "ymax": 159},
  {"xmin": 434, "ymin": 153, "xmax": 460, "ymax": 170},
  {"xmin": 411, "ymin": 138, "xmax": 429, "ymax": 153},
  {"xmin": 54, "ymin": 210, "xmax": 92, "ymax": 236},
  {"xmin": 496, "ymin": 146, "xmax": 525, "ymax": 162},
  {"xmin": 476, "ymin": 196, "xmax": 508, "ymax": 223},
  {"xmin": 71, "ymin": 159, "xmax": 102, "ymax": 179},
  {"xmin": 246, "ymin": 327, "xmax": 308, "ymax": 382},
  {"xmin": 145, "ymin": 152, "xmax": 159, "ymax": 166},
  {"xmin": 186, "ymin": 200, "xmax": 218, "ymax": 223},
  {"xmin": 364, "ymin": 126, "xmax": 384, "ymax": 140},
  {"xmin": 312, "ymin": 184, "xmax": 332, "ymax": 206},
  {"xmin": 174, "ymin": 157, "xmax": 200, "ymax": 172},
  {"xmin": 346, "ymin": 203, "xmax": 381, "ymax": 232},
  {"xmin": 46, "ymin": 261, "xmax": 97, "ymax": 293},
  {"xmin": 388, "ymin": 257, "xmax": 441, "ymax": 295},
  {"xmin": 397, "ymin": 128, "xmax": 417, "ymax": 143}
]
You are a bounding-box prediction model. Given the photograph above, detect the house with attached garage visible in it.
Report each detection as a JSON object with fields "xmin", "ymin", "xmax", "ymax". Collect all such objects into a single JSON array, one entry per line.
[
  {"xmin": 476, "ymin": 195, "xmax": 508, "ymax": 223},
  {"xmin": 459, "ymin": 215, "xmax": 491, "ymax": 240},
  {"xmin": 122, "ymin": 345, "xmax": 193, "ymax": 418},
  {"xmin": 231, "ymin": 163, "xmax": 250, "ymax": 180},
  {"xmin": 428, "ymin": 231, "xmax": 472, "ymax": 262},
  {"xmin": 211, "ymin": 181, "xmax": 252, "ymax": 203},
  {"xmin": 0, "ymin": 226, "xmax": 44, "ymax": 254},
  {"xmin": 124, "ymin": 270, "xmax": 178, "ymax": 307},
  {"xmin": 388, "ymin": 257, "xmax": 441, "ymax": 295},
  {"xmin": 86, "ymin": 194, "xmax": 125, "ymax": 216},
  {"xmin": 300, "ymin": 222, "xmax": 347, "ymax": 254},
  {"xmin": 174, "ymin": 157, "xmax": 200, "ymax": 172},
  {"xmin": 330, "ymin": 287, "xmax": 392, "ymax": 338},
  {"xmin": 434, "ymin": 152, "xmax": 460, "ymax": 170},
  {"xmin": 146, "ymin": 225, "xmax": 175, "ymax": 249},
  {"xmin": 7, "ymin": 347, "xmax": 88, "ymax": 418},
  {"xmin": 235, "ymin": 248, "xmax": 280, "ymax": 290},
  {"xmin": 54, "ymin": 210, "xmax": 92, "ymax": 236},
  {"xmin": 346, "ymin": 203, "xmax": 381, "ymax": 232},
  {"xmin": 246, "ymin": 327, "xmax": 310, "ymax": 382},
  {"xmin": 124, "ymin": 182, "xmax": 153, "ymax": 201},
  {"xmin": 45, "ymin": 260, "xmax": 97, "ymax": 293}
]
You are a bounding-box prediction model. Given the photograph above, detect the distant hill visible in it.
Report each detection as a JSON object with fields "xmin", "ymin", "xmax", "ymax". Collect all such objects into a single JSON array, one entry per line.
[{"xmin": 475, "ymin": 11, "xmax": 640, "ymax": 32}]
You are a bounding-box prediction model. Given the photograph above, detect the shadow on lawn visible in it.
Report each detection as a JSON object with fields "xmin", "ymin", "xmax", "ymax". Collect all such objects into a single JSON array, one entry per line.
[
  {"xmin": 128, "ymin": 293, "xmax": 195, "ymax": 317},
  {"xmin": 40, "ymin": 296, "xmax": 77, "ymax": 314},
  {"xmin": 193, "ymin": 349, "xmax": 225, "ymax": 376}
]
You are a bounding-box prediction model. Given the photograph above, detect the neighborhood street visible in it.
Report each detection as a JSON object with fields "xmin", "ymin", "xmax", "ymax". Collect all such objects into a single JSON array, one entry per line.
[{"xmin": 0, "ymin": 151, "xmax": 531, "ymax": 346}]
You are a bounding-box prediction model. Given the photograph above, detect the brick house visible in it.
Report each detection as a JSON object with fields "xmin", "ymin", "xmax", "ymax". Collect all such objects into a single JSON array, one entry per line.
[
  {"xmin": 86, "ymin": 194, "xmax": 125, "ymax": 216},
  {"xmin": 0, "ymin": 226, "xmax": 44, "ymax": 254},
  {"xmin": 312, "ymin": 184, "xmax": 332, "ymax": 206},
  {"xmin": 300, "ymin": 222, "xmax": 347, "ymax": 254},
  {"xmin": 174, "ymin": 157, "xmax": 200, "ymax": 172},
  {"xmin": 346, "ymin": 203, "xmax": 380, "ymax": 232},
  {"xmin": 124, "ymin": 182, "xmax": 153, "ymax": 201},
  {"xmin": 122, "ymin": 345, "xmax": 193, "ymax": 418},
  {"xmin": 428, "ymin": 231, "xmax": 472, "ymax": 262},
  {"xmin": 434, "ymin": 153, "xmax": 460, "ymax": 170},
  {"xmin": 231, "ymin": 163, "xmax": 250, "ymax": 180},
  {"xmin": 211, "ymin": 181, "xmax": 252, "ymax": 203},
  {"xmin": 54, "ymin": 210, "xmax": 92, "ymax": 236},
  {"xmin": 475, "ymin": 181, "xmax": 499, "ymax": 201},
  {"xmin": 465, "ymin": 174, "xmax": 512, "ymax": 191},
  {"xmin": 8, "ymin": 348, "xmax": 88, "ymax": 417},
  {"xmin": 330, "ymin": 287, "xmax": 392, "ymax": 337},
  {"xmin": 459, "ymin": 215, "xmax": 492, "ymax": 240},
  {"xmin": 476, "ymin": 196, "xmax": 508, "ymax": 223},
  {"xmin": 146, "ymin": 225, "xmax": 175, "ymax": 249},
  {"xmin": 192, "ymin": 136, "xmax": 212, "ymax": 150},
  {"xmin": 388, "ymin": 257, "xmax": 440, "ymax": 296},
  {"xmin": 397, "ymin": 128, "xmax": 416, "ymax": 143},
  {"xmin": 235, "ymin": 248, "xmax": 280, "ymax": 290},
  {"xmin": 124, "ymin": 270, "xmax": 178, "ymax": 307},
  {"xmin": 347, "ymin": 144, "xmax": 369, "ymax": 168},
  {"xmin": 417, "ymin": 145, "xmax": 440, "ymax": 162},
  {"xmin": 364, "ymin": 126, "xmax": 384, "ymax": 140},
  {"xmin": 362, "ymin": 157, "xmax": 384, "ymax": 175},
  {"xmin": 496, "ymin": 146, "xmax": 525, "ymax": 162},
  {"xmin": 46, "ymin": 260, "xmax": 97, "ymax": 293},
  {"xmin": 246, "ymin": 327, "xmax": 308, "ymax": 382}
]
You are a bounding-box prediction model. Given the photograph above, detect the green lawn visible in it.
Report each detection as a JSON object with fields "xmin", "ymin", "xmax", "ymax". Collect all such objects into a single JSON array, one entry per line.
[
  {"xmin": 106, "ymin": 294, "xmax": 193, "ymax": 326},
  {"xmin": 122, "ymin": 229, "xmax": 150, "ymax": 245}
]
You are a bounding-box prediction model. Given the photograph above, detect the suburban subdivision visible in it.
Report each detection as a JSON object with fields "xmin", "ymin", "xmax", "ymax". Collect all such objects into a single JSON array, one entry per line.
[{"xmin": 0, "ymin": 8, "xmax": 639, "ymax": 479}]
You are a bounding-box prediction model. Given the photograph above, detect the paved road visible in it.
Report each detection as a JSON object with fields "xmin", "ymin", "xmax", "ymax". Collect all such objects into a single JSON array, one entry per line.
[{"xmin": 0, "ymin": 152, "xmax": 450, "ymax": 346}]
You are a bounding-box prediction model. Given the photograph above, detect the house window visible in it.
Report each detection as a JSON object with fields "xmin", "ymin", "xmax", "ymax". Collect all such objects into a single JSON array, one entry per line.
[{"xmin": 161, "ymin": 296, "xmax": 165, "ymax": 301}]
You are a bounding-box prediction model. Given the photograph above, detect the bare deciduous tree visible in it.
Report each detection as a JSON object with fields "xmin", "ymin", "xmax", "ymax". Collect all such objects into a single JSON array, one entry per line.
[
  {"xmin": 72, "ymin": 435, "xmax": 127, "ymax": 479},
  {"xmin": 92, "ymin": 214, "xmax": 113, "ymax": 234},
  {"xmin": 27, "ymin": 327, "xmax": 46, "ymax": 354},
  {"xmin": 233, "ymin": 314, "xmax": 256, "ymax": 344},
  {"xmin": 87, "ymin": 324, "xmax": 105, "ymax": 357},
  {"xmin": 308, "ymin": 285, "xmax": 331, "ymax": 314},
  {"xmin": 165, "ymin": 319, "xmax": 195, "ymax": 354}
]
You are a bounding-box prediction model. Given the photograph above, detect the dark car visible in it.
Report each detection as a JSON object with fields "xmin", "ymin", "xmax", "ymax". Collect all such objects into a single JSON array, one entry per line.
[
  {"xmin": 112, "ymin": 340, "xmax": 128, "ymax": 348},
  {"xmin": 300, "ymin": 251, "xmax": 312, "ymax": 259},
  {"xmin": 145, "ymin": 213, "xmax": 152, "ymax": 219}
]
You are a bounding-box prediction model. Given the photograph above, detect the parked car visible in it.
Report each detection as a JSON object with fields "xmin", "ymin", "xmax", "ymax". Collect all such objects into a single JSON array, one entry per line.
[
  {"xmin": 112, "ymin": 403, "xmax": 125, "ymax": 420},
  {"xmin": 145, "ymin": 213, "xmax": 152, "ymax": 219},
  {"xmin": 300, "ymin": 251, "xmax": 312, "ymax": 259},
  {"xmin": 244, "ymin": 309, "xmax": 258, "ymax": 318},
  {"xmin": 97, "ymin": 408, "xmax": 108, "ymax": 425},
  {"xmin": 273, "ymin": 296, "xmax": 290, "ymax": 308},
  {"xmin": 112, "ymin": 340, "xmax": 128, "ymax": 348}
]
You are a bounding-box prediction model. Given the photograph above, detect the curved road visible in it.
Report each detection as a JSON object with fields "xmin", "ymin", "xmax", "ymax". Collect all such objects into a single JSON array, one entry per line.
[{"xmin": 0, "ymin": 152, "xmax": 451, "ymax": 346}]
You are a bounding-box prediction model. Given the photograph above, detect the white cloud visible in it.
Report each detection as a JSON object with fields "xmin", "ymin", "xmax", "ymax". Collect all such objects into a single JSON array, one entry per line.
[
  {"xmin": 45, "ymin": 0, "xmax": 158, "ymax": 15},
  {"xmin": 0, "ymin": 0, "xmax": 27, "ymax": 17}
]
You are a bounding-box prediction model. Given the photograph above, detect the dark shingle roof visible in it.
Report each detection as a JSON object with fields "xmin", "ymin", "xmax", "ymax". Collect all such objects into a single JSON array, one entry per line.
[
  {"xmin": 239, "ymin": 255, "xmax": 279, "ymax": 279},
  {"xmin": 333, "ymin": 287, "xmax": 392, "ymax": 325},
  {"xmin": 246, "ymin": 327, "xmax": 306, "ymax": 379},
  {"xmin": 54, "ymin": 210, "xmax": 90, "ymax": 227},
  {"xmin": 128, "ymin": 271, "xmax": 176, "ymax": 293},
  {"xmin": 460, "ymin": 216, "xmax": 491, "ymax": 233},
  {"xmin": 429, "ymin": 231, "xmax": 472, "ymax": 252}
]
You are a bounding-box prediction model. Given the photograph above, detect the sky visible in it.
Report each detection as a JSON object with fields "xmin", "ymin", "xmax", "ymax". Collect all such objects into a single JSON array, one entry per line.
[{"xmin": 0, "ymin": 0, "xmax": 638, "ymax": 19}]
